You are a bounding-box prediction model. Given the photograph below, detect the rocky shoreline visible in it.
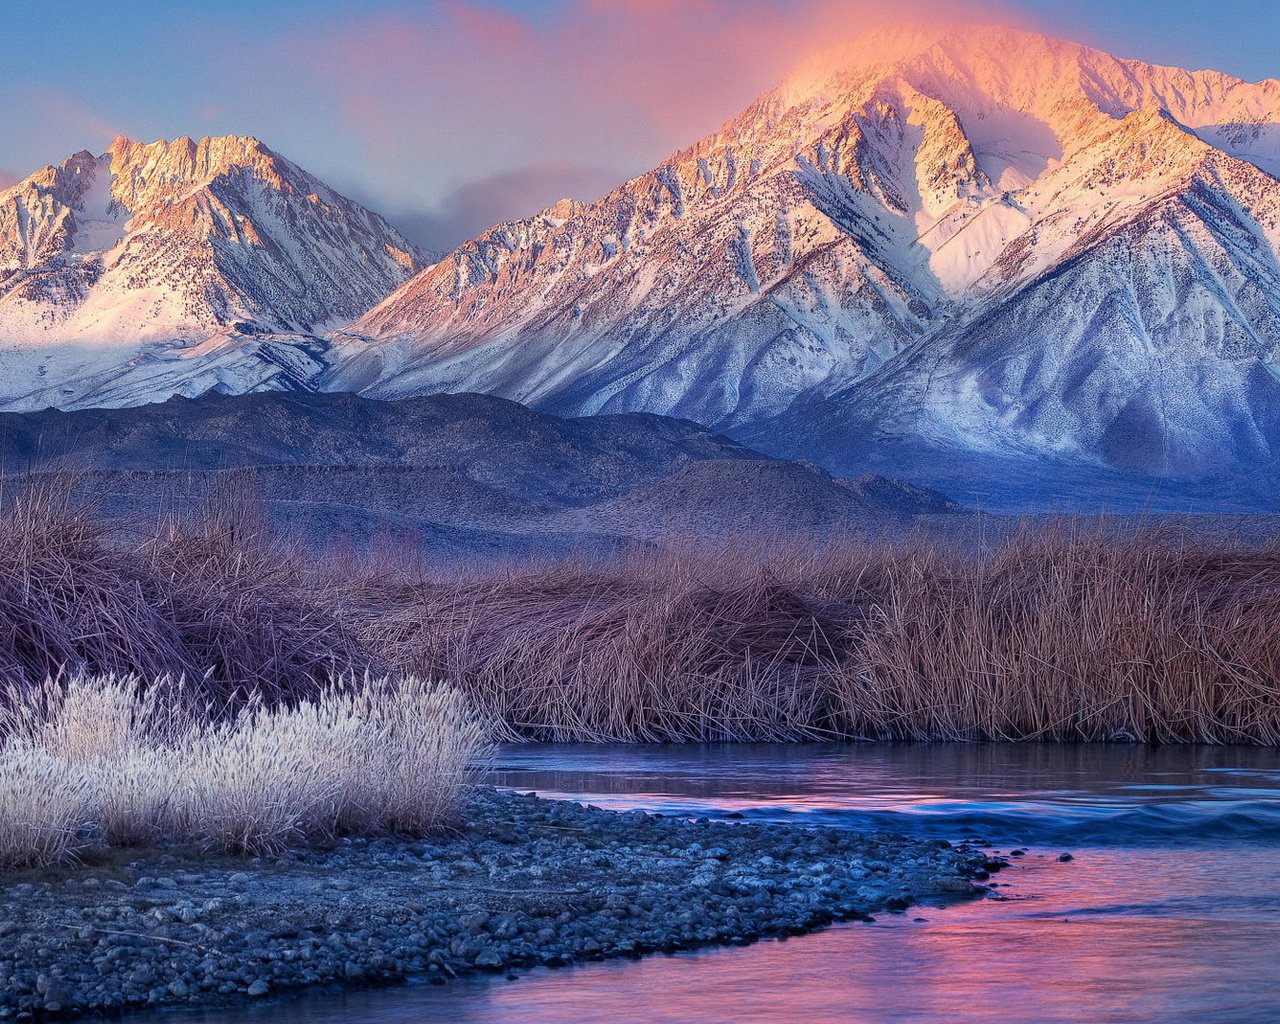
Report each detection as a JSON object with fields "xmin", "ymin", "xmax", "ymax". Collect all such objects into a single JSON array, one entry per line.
[{"xmin": 0, "ymin": 789, "xmax": 1002, "ymax": 1020}]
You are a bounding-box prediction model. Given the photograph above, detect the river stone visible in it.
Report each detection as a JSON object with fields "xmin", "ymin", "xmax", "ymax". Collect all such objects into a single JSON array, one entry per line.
[{"xmin": 0, "ymin": 788, "xmax": 995, "ymax": 1021}]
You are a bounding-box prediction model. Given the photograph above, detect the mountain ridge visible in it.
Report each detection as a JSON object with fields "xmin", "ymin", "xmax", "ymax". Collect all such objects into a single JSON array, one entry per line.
[
  {"xmin": 3, "ymin": 25, "xmax": 1280, "ymax": 492},
  {"xmin": 320, "ymin": 23, "xmax": 1280, "ymax": 482},
  {"xmin": 0, "ymin": 133, "xmax": 426, "ymax": 409}
]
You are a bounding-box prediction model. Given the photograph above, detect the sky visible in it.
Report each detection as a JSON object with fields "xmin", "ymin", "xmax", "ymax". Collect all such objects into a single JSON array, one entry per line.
[{"xmin": 1, "ymin": 0, "xmax": 1277, "ymax": 253}]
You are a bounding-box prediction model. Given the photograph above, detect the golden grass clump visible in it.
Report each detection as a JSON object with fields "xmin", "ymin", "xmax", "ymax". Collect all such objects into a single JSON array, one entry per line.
[
  {"xmin": 181, "ymin": 678, "xmax": 488, "ymax": 853},
  {"xmin": 369, "ymin": 528, "xmax": 1280, "ymax": 745}
]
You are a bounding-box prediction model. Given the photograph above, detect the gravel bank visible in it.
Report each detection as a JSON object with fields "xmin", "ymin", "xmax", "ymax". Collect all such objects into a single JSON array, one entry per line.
[{"xmin": 0, "ymin": 789, "xmax": 1001, "ymax": 1020}]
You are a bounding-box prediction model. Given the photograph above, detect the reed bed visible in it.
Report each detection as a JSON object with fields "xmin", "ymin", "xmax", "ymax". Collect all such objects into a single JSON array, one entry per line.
[
  {"xmin": 373, "ymin": 530, "xmax": 1280, "ymax": 745},
  {"xmin": 0, "ymin": 478, "xmax": 368, "ymax": 707},
  {"xmin": 0, "ymin": 674, "xmax": 489, "ymax": 868},
  {"xmin": 2, "ymin": 477, "xmax": 1280, "ymax": 750},
  {"xmin": 370, "ymin": 563, "xmax": 845, "ymax": 742}
]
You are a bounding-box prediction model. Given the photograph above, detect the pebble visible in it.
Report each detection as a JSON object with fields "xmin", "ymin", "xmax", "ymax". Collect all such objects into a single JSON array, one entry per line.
[{"xmin": 0, "ymin": 788, "xmax": 998, "ymax": 1021}]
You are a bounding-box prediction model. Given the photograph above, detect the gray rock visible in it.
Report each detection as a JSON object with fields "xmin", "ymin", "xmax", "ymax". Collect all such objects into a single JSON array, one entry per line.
[{"xmin": 0, "ymin": 788, "xmax": 992, "ymax": 1021}]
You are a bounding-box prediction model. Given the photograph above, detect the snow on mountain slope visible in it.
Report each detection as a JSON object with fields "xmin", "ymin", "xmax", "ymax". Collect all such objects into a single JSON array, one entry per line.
[
  {"xmin": 0, "ymin": 136, "xmax": 425, "ymax": 409},
  {"xmin": 4, "ymin": 25, "xmax": 1280, "ymax": 485},
  {"xmin": 739, "ymin": 100, "xmax": 1280, "ymax": 477},
  {"xmin": 321, "ymin": 24, "xmax": 1280, "ymax": 478}
]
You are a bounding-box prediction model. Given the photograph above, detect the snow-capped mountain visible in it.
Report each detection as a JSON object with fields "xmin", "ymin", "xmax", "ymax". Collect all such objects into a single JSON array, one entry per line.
[
  {"xmin": 324, "ymin": 24, "xmax": 1280, "ymax": 478},
  {"xmin": 0, "ymin": 135, "xmax": 425, "ymax": 409},
  {"xmin": 5, "ymin": 26, "xmax": 1280, "ymax": 485}
]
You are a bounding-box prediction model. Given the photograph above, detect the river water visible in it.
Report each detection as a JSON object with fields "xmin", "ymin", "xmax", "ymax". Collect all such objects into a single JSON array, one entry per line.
[{"xmin": 181, "ymin": 743, "xmax": 1280, "ymax": 1023}]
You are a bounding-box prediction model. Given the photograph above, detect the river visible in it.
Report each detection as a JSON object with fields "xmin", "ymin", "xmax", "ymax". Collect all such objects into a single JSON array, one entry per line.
[{"xmin": 173, "ymin": 742, "xmax": 1280, "ymax": 1023}]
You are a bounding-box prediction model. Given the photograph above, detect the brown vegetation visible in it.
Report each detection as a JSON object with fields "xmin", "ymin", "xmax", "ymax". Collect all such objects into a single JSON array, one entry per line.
[
  {"xmin": 0, "ymin": 478, "xmax": 367, "ymax": 708},
  {"xmin": 375, "ymin": 532, "xmax": 1280, "ymax": 744},
  {"xmin": 3, "ymin": 478, "xmax": 1280, "ymax": 745}
]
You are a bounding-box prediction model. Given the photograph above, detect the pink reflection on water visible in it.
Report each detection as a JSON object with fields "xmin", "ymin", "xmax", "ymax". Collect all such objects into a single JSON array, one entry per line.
[
  {"xmin": 179, "ymin": 849, "xmax": 1280, "ymax": 1023},
  {"xmin": 409, "ymin": 850, "xmax": 1279, "ymax": 1023},
  {"xmin": 166, "ymin": 743, "xmax": 1280, "ymax": 1023}
]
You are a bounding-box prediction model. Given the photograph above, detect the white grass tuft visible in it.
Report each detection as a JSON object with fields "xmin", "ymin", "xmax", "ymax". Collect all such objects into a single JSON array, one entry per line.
[
  {"xmin": 0, "ymin": 742, "xmax": 94, "ymax": 868},
  {"xmin": 0, "ymin": 674, "xmax": 489, "ymax": 868}
]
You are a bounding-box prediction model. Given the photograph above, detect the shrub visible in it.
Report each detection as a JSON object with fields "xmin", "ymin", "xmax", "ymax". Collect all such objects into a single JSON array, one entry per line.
[{"xmin": 0, "ymin": 478, "xmax": 369, "ymax": 709}]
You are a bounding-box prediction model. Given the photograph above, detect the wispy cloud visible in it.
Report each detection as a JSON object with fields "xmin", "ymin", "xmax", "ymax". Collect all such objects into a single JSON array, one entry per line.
[
  {"xmin": 16, "ymin": 89, "xmax": 118, "ymax": 147},
  {"xmin": 0, "ymin": 87, "xmax": 120, "ymax": 181},
  {"xmin": 286, "ymin": 0, "xmax": 1016, "ymax": 156},
  {"xmin": 0, "ymin": 1, "xmax": 1020, "ymax": 247},
  {"xmin": 386, "ymin": 161, "xmax": 625, "ymax": 253},
  {"xmin": 237, "ymin": 0, "xmax": 1016, "ymax": 244},
  {"xmin": 0, "ymin": 0, "xmax": 1271, "ymax": 256}
]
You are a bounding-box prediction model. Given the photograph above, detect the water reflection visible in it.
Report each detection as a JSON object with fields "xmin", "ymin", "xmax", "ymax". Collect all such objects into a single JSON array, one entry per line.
[
  {"xmin": 161, "ymin": 743, "xmax": 1280, "ymax": 1024},
  {"xmin": 492, "ymin": 742, "xmax": 1280, "ymax": 845}
]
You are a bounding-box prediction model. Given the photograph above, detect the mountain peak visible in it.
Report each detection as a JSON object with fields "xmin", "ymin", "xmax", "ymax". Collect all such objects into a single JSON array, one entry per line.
[
  {"xmin": 773, "ymin": 21, "xmax": 1280, "ymax": 127},
  {"xmin": 107, "ymin": 132, "xmax": 269, "ymax": 154},
  {"xmin": 774, "ymin": 23, "xmax": 1085, "ymax": 102},
  {"xmin": 325, "ymin": 23, "xmax": 1280, "ymax": 484},
  {"xmin": 103, "ymin": 133, "xmax": 284, "ymax": 190},
  {"xmin": 0, "ymin": 134, "xmax": 425, "ymax": 404}
]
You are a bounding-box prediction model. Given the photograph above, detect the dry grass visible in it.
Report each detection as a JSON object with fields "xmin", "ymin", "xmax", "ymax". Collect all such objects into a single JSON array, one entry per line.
[
  {"xmin": 0, "ymin": 675, "xmax": 489, "ymax": 868},
  {"xmin": 824, "ymin": 531, "xmax": 1280, "ymax": 743},
  {"xmin": 370, "ymin": 529, "xmax": 1280, "ymax": 745},
  {"xmin": 0, "ymin": 478, "xmax": 369, "ymax": 708},
  {"xmin": 0, "ymin": 744, "xmax": 95, "ymax": 869},
  {"xmin": 2, "ymin": 477, "xmax": 1279, "ymax": 751},
  {"xmin": 368, "ymin": 558, "xmax": 844, "ymax": 742}
]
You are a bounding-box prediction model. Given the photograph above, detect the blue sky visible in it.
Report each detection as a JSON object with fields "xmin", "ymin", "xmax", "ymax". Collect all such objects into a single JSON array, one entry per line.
[{"xmin": 1, "ymin": 0, "xmax": 1276, "ymax": 251}]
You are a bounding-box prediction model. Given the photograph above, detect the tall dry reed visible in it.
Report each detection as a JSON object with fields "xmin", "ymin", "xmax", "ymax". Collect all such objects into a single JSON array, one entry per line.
[
  {"xmin": 827, "ymin": 531, "xmax": 1280, "ymax": 743},
  {"xmin": 369, "ymin": 529, "xmax": 1280, "ymax": 744},
  {"xmin": 3, "ymin": 478, "xmax": 1279, "ymax": 747},
  {"xmin": 0, "ymin": 478, "xmax": 369, "ymax": 707}
]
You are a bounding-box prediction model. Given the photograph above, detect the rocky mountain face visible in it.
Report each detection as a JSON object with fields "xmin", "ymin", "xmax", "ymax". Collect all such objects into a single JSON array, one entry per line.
[
  {"xmin": 326, "ymin": 25, "xmax": 1280, "ymax": 481},
  {"xmin": 0, "ymin": 135, "xmax": 425, "ymax": 409},
  {"xmin": 3, "ymin": 26, "xmax": 1280, "ymax": 494}
]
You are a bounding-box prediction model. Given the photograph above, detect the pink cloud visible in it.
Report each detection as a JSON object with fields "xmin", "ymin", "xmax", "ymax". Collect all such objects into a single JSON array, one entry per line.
[
  {"xmin": 0, "ymin": 89, "xmax": 119, "ymax": 180},
  {"xmin": 274, "ymin": 0, "xmax": 1024, "ymax": 171},
  {"xmin": 22, "ymin": 89, "xmax": 119, "ymax": 146},
  {"xmin": 440, "ymin": 0, "xmax": 539, "ymax": 49},
  {"xmin": 227, "ymin": 0, "xmax": 1026, "ymax": 245}
]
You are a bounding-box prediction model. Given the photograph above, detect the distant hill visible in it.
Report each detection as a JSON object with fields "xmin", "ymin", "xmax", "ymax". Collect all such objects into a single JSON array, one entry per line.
[{"xmin": 0, "ymin": 391, "xmax": 962, "ymax": 560}]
